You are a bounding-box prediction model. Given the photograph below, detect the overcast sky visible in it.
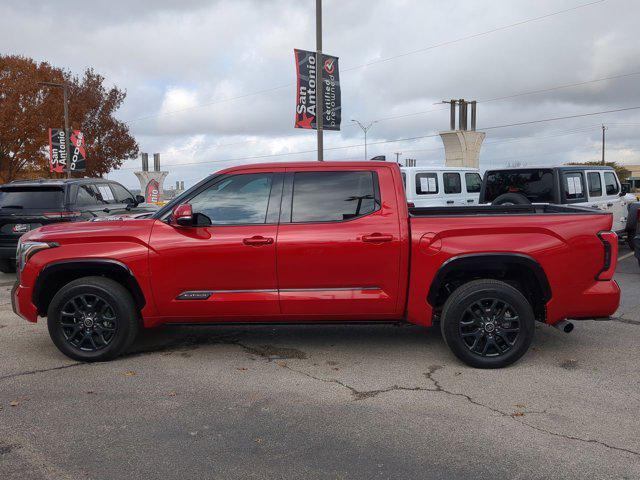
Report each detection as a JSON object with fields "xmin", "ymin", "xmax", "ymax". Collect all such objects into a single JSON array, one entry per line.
[{"xmin": 2, "ymin": 0, "xmax": 640, "ymax": 189}]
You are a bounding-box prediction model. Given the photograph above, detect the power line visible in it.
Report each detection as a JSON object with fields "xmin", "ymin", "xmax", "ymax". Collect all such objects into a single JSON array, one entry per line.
[
  {"xmin": 119, "ymin": 105, "xmax": 640, "ymax": 170},
  {"xmin": 122, "ymin": 0, "xmax": 605, "ymax": 124},
  {"xmin": 147, "ymin": 69, "xmax": 640, "ymax": 157}
]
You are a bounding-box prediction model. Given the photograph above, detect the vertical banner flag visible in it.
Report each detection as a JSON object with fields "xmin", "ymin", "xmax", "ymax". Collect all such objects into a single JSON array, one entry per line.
[
  {"xmin": 294, "ymin": 49, "xmax": 341, "ymax": 131},
  {"xmin": 69, "ymin": 130, "xmax": 87, "ymax": 171},
  {"xmin": 48, "ymin": 129, "xmax": 87, "ymax": 173},
  {"xmin": 48, "ymin": 128, "xmax": 66, "ymax": 173}
]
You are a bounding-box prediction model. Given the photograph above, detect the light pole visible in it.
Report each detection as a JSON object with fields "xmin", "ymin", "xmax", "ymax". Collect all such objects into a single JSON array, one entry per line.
[
  {"xmin": 351, "ymin": 119, "xmax": 377, "ymax": 160},
  {"xmin": 316, "ymin": 0, "xmax": 323, "ymax": 161},
  {"xmin": 39, "ymin": 81, "xmax": 71, "ymax": 178},
  {"xmin": 601, "ymin": 124, "xmax": 607, "ymax": 165}
]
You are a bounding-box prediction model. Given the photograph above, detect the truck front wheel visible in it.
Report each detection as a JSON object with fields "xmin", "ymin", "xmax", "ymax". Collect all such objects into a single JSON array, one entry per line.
[
  {"xmin": 440, "ymin": 279, "xmax": 535, "ymax": 369},
  {"xmin": 47, "ymin": 276, "xmax": 139, "ymax": 362}
]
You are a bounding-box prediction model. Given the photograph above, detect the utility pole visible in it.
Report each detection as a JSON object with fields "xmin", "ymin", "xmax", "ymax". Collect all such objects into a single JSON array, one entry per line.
[
  {"xmin": 394, "ymin": 152, "xmax": 402, "ymax": 164},
  {"xmin": 39, "ymin": 81, "xmax": 72, "ymax": 178},
  {"xmin": 351, "ymin": 119, "xmax": 377, "ymax": 160},
  {"xmin": 601, "ymin": 124, "xmax": 607, "ymax": 165},
  {"xmin": 316, "ymin": 0, "xmax": 323, "ymax": 161}
]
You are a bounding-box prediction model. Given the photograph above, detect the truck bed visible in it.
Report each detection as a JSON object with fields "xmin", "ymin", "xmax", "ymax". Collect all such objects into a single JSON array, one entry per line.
[{"xmin": 408, "ymin": 204, "xmax": 607, "ymax": 217}]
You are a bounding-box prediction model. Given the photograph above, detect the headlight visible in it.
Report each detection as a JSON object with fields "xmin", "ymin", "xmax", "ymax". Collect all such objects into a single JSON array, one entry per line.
[{"xmin": 16, "ymin": 241, "xmax": 58, "ymax": 272}]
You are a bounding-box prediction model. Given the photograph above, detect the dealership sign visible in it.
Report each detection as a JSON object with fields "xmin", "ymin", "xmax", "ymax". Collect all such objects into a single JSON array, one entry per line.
[
  {"xmin": 48, "ymin": 129, "xmax": 87, "ymax": 173},
  {"xmin": 48, "ymin": 128, "xmax": 66, "ymax": 173},
  {"xmin": 294, "ymin": 49, "xmax": 341, "ymax": 131},
  {"xmin": 145, "ymin": 179, "xmax": 160, "ymax": 203}
]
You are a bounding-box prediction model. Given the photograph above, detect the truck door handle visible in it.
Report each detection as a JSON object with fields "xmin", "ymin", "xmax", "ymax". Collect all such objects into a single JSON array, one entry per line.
[
  {"xmin": 607, "ymin": 203, "xmax": 614, "ymax": 207},
  {"xmin": 242, "ymin": 236, "xmax": 274, "ymax": 246},
  {"xmin": 446, "ymin": 200, "xmax": 454, "ymax": 204},
  {"xmin": 466, "ymin": 199, "xmax": 474, "ymax": 203},
  {"xmin": 362, "ymin": 233, "xmax": 393, "ymax": 243}
]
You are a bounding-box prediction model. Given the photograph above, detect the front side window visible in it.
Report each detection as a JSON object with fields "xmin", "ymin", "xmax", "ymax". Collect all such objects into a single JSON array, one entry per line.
[
  {"xmin": 563, "ymin": 172, "xmax": 585, "ymax": 201},
  {"xmin": 443, "ymin": 173, "xmax": 462, "ymax": 194},
  {"xmin": 587, "ymin": 172, "xmax": 602, "ymax": 197},
  {"xmin": 604, "ymin": 172, "xmax": 619, "ymax": 195},
  {"xmin": 291, "ymin": 171, "xmax": 378, "ymax": 222},
  {"xmin": 95, "ymin": 184, "xmax": 115, "ymax": 204},
  {"xmin": 465, "ymin": 173, "xmax": 482, "ymax": 193},
  {"xmin": 415, "ymin": 173, "xmax": 438, "ymax": 195},
  {"xmin": 188, "ymin": 173, "xmax": 273, "ymax": 225},
  {"xmin": 110, "ymin": 183, "xmax": 135, "ymax": 203}
]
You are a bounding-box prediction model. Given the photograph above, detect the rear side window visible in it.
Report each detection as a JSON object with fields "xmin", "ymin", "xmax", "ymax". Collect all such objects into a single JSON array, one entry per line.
[
  {"xmin": 76, "ymin": 185, "xmax": 100, "ymax": 206},
  {"xmin": 563, "ymin": 172, "xmax": 585, "ymax": 201},
  {"xmin": 604, "ymin": 172, "xmax": 619, "ymax": 195},
  {"xmin": 291, "ymin": 171, "xmax": 378, "ymax": 222},
  {"xmin": 0, "ymin": 187, "xmax": 64, "ymax": 209},
  {"xmin": 415, "ymin": 173, "xmax": 438, "ymax": 195},
  {"xmin": 483, "ymin": 169, "xmax": 554, "ymax": 203},
  {"xmin": 465, "ymin": 173, "xmax": 482, "ymax": 193},
  {"xmin": 443, "ymin": 173, "xmax": 461, "ymax": 194},
  {"xmin": 587, "ymin": 172, "xmax": 602, "ymax": 197}
]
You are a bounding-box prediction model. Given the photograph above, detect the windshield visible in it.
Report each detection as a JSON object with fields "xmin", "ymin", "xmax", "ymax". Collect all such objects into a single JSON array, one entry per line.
[
  {"xmin": 483, "ymin": 169, "xmax": 554, "ymax": 203},
  {"xmin": 0, "ymin": 187, "xmax": 65, "ymax": 210}
]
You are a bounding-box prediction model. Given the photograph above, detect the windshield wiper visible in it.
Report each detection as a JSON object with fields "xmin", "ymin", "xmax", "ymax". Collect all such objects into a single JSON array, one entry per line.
[{"xmin": 0, "ymin": 205, "xmax": 24, "ymax": 209}]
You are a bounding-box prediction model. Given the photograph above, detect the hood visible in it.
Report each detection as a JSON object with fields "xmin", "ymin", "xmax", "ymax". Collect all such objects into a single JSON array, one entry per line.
[{"xmin": 22, "ymin": 218, "xmax": 157, "ymax": 244}]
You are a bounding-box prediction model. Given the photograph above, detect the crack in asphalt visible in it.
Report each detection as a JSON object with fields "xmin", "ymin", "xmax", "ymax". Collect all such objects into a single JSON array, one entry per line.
[
  {"xmin": 612, "ymin": 316, "xmax": 640, "ymax": 326},
  {"xmin": 268, "ymin": 360, "xmax": 640, "ymax": 459},
  {"xmin": 0, "ymin": 362, "xmax": 83, "ymax": 381}
]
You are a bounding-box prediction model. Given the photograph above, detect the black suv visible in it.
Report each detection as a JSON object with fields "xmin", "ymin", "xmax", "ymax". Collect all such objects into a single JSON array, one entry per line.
[{"xmin": 0, "ymin": 178, "xmax": 153, "ymax": 272}]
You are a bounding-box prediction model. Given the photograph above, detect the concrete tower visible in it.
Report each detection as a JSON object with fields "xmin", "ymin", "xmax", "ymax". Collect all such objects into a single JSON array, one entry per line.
[
  {"xmin": 134, "ymin": 153, "xmax": 168, "ymax": 204},
  {"xmin": 439, "ymin": 99, "xmax": 485, "ymax": 169}
]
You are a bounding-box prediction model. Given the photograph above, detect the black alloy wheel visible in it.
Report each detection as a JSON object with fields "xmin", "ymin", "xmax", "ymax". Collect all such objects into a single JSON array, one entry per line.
[
  {"xmin": 459, "ymin": 298, "xmax": 520, "ymax": 357},
  {"xmin": 440, "ymin": 279, "xmax": 535, "ymax": 369},
  {"xmin": 59, "ymin": 293, "xmax": 118, "ymax": 352},
  {"xmin": 47, "ymin": 276, "xmax": 139, "ymax": 361}
]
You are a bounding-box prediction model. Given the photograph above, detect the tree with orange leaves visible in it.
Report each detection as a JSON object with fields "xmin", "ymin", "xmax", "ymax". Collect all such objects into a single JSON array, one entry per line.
[{"xmin": 0, "ymin": 55, "xmax": 138, "ymax": 183}]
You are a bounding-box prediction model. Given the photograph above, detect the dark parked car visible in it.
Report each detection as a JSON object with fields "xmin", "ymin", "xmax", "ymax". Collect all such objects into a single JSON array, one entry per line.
[{"xmin": 0, "ymin": 178, "xmax": 153, "ymax": 272}]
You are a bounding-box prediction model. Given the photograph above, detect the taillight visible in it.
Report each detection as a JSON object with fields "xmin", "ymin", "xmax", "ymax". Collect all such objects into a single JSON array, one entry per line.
[
  {"xmin": 43, "ymin": 211, "xmax": 81, "ymax": 219},
  {"xmin": 596, "ymin": 231, "xmax": 618, "ymax": 280}
]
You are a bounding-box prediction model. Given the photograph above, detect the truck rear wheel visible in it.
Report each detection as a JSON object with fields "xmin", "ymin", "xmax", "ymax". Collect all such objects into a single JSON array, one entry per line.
[
  {"xmin": 440, "ymin": 279, "xmax": 535, "ymax": 369},
  {"xmin": 47, "ymin": 276, "xmax": 139, "ymax": 362}
]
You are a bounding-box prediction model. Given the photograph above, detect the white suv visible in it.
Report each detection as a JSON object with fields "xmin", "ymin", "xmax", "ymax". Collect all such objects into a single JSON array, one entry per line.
[{"xmin": 401, "ymin": 167, "xmax": 482, "ymax": 207}]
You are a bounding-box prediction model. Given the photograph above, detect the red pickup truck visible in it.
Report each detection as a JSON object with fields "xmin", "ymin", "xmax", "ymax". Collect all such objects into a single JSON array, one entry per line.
[{"xmin": 12, "ymin": 162, "xmax": 620, "ymax": 368}]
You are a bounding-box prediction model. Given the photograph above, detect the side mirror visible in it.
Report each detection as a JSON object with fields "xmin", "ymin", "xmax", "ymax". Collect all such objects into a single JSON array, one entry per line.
[
  {"xmin": 135, "ymin": 195, "xmax": 145, "ymax": 205},
  {"xmin": 620, "ymin": 184, "xmax": 630, "ymax": 195},
  {"xmin": 170, "ymin": 203, "xmax": 193, "ymax": 227}
]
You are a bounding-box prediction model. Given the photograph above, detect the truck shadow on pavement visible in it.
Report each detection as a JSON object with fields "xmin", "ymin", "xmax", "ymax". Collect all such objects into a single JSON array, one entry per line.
[{"xmin": 123, "ymin": 321, "xmax": 575, "ymax": 368}]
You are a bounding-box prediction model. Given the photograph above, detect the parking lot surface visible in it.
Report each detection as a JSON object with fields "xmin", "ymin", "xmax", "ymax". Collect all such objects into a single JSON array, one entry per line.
[{"xmin": 0, "ymin": 248, "xmax": 639, "ymax": 479}]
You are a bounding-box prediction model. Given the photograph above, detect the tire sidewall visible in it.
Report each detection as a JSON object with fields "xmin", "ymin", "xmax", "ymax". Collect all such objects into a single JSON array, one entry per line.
[
  {"xmin": 47, "ymin": 279, "xmax": 136, "ymax": 361},
  {"xmin": 491, "ymin": 193, "xmax": 531, "ymax": 206},
  {"xmin": 441, "ymin": 283, "xmax": 535, "ymax": 368}
]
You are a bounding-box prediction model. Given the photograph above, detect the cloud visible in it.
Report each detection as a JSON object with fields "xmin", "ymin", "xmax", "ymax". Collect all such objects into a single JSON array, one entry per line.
[{"xmin": 2, "ymin": 0, "xmax": 639, "ymax": 189}]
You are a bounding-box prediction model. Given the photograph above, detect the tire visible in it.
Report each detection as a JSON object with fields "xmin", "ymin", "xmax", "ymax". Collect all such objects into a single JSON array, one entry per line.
[
  {"xmin": 0, "ymin": 259, "xmax": 16, "ymax": 274},
  {"xmin": 440, "ymin": 279, "xmax": 535, "ymax": 369},
  {"xmin": 47, "ymin": 276, "xmax": 139, "ymax": 362},
  {"xmin": 491, "ymin": 193, "xmax": 531, "ymax": 206}
]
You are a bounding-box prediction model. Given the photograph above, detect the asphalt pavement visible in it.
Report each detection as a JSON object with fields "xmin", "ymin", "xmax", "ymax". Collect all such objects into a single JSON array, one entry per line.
[{"xmin": 0, "ymin": 248, "xmax": 639, "ymax": 479}]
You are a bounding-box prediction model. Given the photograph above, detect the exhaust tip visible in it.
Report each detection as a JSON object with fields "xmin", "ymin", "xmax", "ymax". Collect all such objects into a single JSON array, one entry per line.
[{"xmin": 553, "ymin": 320, "xmax": 574, "ymax": 334}]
